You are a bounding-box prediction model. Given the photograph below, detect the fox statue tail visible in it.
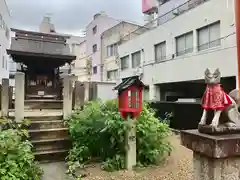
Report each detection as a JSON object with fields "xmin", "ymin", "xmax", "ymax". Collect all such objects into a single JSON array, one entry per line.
[{"xmin": 229, "ymin": 89, "xmax": 240, "ymax": 108}]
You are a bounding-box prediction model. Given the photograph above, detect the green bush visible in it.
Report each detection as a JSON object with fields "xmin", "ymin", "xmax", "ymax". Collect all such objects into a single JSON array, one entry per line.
[
  {"xmin": 0, "ymin": 119, "xmax": 43, "ymax": 180},
  {"xmin": 66, "ymin": 99, "xmax": 172, "ymax": 174}
]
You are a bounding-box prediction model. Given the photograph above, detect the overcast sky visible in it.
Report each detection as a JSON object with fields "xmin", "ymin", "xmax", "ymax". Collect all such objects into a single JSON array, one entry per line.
[{"xmin": 6, "ymin": 0, "xmax": 144, "ymax": 36}]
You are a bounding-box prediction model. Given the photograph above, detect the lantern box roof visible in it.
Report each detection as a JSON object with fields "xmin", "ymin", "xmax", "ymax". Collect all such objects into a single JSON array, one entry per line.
[{"xmin": 114, "ymin": 76, "xmax": 145, "ymax": 92}]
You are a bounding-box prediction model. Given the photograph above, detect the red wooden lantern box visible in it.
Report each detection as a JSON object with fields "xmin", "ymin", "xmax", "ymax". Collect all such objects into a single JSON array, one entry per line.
[{"xmin": 114, "ymin": 76, "xmax": 145, "ymax": 119}]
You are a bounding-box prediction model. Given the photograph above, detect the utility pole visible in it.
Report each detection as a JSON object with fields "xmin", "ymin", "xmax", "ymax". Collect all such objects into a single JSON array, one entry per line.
[{"xmin": 235, "ymin": 0, "xmax": 240, "ymax": 89}]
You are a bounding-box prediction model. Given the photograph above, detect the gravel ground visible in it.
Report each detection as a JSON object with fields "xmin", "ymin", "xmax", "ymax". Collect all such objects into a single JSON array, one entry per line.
[{"xmin": 41, "ymin": 135, "xmax": 193, "ymax": 180}]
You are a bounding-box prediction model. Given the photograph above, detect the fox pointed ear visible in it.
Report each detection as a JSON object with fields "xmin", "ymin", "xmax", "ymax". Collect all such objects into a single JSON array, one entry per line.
[
  {"xmin": 214, "ymin": 68, "xmax": 220, "ymax": 74},
  {"xmin": 213, "ymin": 68, "xmax": 221, "ymax": 76},
  {"xmin": 205, "ymin": 68, "xmax": 210, "ymax": 75}
]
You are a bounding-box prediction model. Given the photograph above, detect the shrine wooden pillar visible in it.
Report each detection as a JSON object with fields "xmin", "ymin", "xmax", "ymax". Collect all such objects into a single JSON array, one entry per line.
[{"xmin": 235, "ymin": 0, "xmax": 240, "ymax": 89}]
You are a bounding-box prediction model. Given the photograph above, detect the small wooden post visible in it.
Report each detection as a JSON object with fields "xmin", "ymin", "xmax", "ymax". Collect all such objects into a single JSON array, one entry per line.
[
  {"xmin": 125, "ymin": 116, "xmax": 137, "ymax": 170},
  {"xmin": 74, "ymin": 81, "xmax": 85, "ymax": 109}
]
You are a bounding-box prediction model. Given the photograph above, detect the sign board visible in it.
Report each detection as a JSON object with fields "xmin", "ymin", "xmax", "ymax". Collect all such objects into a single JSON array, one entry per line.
[{"xmin": 38, "ymin": 91, "xmax": 45, "ymax": 96}]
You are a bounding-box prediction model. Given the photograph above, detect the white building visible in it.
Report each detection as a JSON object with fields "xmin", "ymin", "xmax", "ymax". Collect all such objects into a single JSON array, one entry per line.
[
  {"xmin": 101, "ymin": 21, "xmax": 145, "ymax": 82},
  {"xmin": 0, "ymin": 0, "xmax": 11, "ymax": 83},
  {"xmin": 118, "ymin": 0, "xmax": 237, "ymax": 101},
  {"xmin": 85, "ymin": 12, "xmax": 120, "ymax": 82},
  {"xmin": 68, "ymin": 37, "xmax": 89, "ymax": 81}
]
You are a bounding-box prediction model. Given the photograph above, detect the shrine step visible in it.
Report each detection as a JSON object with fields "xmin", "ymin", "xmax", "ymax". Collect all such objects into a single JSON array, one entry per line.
[
  {"xmin": 29, "ymin": 126, "xmax": 70, "ymax": 162},
  {"xmin": 26, "ymin": 94, "xmax": 59, "ymax": 100},
  {"xmin": 29, "ymin": 128, "xmax": 68, "ymax": 141},
  {"xmin": 23, "ymin": 99, "xmax": 63, "ymax": 110},
  {"xmin": 29, "ymin": 120, "xmax": 65, "ymax": 130},
  {"xmin": 34, "ymin": 149, "xmax": 68, "ymax": 162},
  {"xmin": 31, "ymin": 138, "xmax": 70, "ymax": 152},
  {"xmin": 27, "ymin": 115, "xmax": 63, "ymax": 121}
]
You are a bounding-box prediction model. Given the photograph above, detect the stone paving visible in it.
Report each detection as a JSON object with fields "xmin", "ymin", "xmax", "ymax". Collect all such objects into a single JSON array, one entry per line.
[
  {"xmin": 40, "ymin": 135, "xmax": 193, "ymax": 180},
  {"xmin": 41, "ymin": 162, "xmax": 72, "ymax": 180}
]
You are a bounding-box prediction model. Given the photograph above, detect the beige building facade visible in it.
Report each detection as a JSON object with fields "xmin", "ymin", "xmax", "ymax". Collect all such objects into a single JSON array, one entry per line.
[{"xmin": 101, "ymin": 21, "xmax": 144, "ymax": 82}]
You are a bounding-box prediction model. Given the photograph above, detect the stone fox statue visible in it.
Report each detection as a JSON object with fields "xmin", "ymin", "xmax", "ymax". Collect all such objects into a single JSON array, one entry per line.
[{"xmin": 199, "ymin": 68, "xmax": 240, "ymax": 128}]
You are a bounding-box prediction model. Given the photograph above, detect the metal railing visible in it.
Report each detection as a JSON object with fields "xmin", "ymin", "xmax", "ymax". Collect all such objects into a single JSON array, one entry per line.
[
  {"xmin": 157, "ymin": 0, "xmax": 208, "ymax": 25},
  {"xmin": 120, "ymin": 0, "xmax": 210, "ymax": 43}
]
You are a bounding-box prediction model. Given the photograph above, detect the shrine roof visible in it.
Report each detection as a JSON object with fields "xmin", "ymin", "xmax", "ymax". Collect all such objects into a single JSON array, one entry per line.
[
  {"xmin": 8, "ymin": 36, "xmax": 73, "ymax": 55},
  {"xmin": 8, "ymin": 28, "xmax": 76, "ymax": 68},
  {"xmin": 7, "ymin": 49, "xmax": 76, "ymax": 69},
  {"xmin": 11, "ymin": 28, "xmax": 71, "ymax": 39},
  {"xmin": 114, "ymin": 76, "xmax": 144, "ymax": 92}
]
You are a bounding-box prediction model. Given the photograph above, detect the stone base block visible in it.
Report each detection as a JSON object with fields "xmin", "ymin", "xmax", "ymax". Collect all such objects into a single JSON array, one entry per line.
[
  {"xmin": 198, "ymin": 124, "xmax": 240, "ymax": 135},
  {"xmin": 181, "ymin": 129, "xmax": 240, "ymax": 180},
  {"xmin": 193, "ymin": 153, "xmax": 240, "ymax": 180}
]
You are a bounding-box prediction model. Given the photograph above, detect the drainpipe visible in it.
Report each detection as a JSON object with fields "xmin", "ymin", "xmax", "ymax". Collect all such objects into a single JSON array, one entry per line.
[
  {"xmin": 235, "ymin": 0, "xmax": 240, "ymax": 89},
  {"xmin": 100, "ymin": 35, "xmax": 104, "ymax": 82}
]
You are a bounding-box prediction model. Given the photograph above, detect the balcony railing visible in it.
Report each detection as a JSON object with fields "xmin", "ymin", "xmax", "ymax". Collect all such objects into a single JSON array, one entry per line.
[
  {"xmin": 120, "ymin": 0, "xmax": 209, "ymax": 43},
  {"xmin": 157, "ymin": 0, "xmax": 209, "ymax": 25}
]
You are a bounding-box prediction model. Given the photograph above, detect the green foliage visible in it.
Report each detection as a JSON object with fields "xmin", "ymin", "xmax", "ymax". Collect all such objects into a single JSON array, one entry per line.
[
  {"xmin": 66, "ymin": 99, "xmax": 172, "ymax": 174},
  {"xmin": 0, "ymin": 118, "xmax": 43, "ymax": 180}
]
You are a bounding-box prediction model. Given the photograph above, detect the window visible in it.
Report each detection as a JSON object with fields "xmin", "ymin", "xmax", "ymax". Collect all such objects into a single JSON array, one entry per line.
[
  {"xmin": 93, "ymin": 66, "xmax": 97, "ymax": 74},
  {"xmin": 198, "ymin": 21, "xmax": 221, "ymax": 51},
  {"xmin": 176, "ymin": 32, "xmax": 193, "ymax": 56},
  {"xmin": 120, "ymin": 55, "xmax": 129, "ymax": 70},
  {"xmin": 107, "ymin": 43, "xmax": 118, "ymax": 57},
  {"xmin": 93, "ymin": 26, "xmax": 97, "ymax": 34},
  {"xmin": 92, "ymin": 44, "xmax": 97, "ymax": 53},
  {"xmin": 154, "ymin": 41, "xmax": 166, "ymax": 62},
  {"xmin": 107, "ymin": 69, "xmax": 118, "ymax": 80},
  {"xmin": 131, "ymin": 51, "xmax": 141, "ymax": 68}
]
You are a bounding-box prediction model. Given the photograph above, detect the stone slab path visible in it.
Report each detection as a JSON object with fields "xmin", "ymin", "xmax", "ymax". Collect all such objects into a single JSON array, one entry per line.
[
  {"xmin": 41, "ymin": 135, "xmax": 193, "ymax": 180},
  {"xmin": 41, "ymin": 162, "xmax": 72, "ymax": 180}
]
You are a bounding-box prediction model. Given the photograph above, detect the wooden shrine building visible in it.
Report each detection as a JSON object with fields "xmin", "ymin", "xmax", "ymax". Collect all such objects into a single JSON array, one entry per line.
[{"xmin": 7, "ymin": 28, "xmax": 76, "ymax": 99}]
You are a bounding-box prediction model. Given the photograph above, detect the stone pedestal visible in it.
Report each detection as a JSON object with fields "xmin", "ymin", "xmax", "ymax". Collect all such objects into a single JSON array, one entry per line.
[
  {"xmin": 84, "ymin": 82, "xmax": 89, "ymax": 102},
  {"xmin": 1, "ymin": 78, "xmax": 9, "ymax": 117},
  {"xmin": 74, "ymin": 81, "xmax": 85, "ymax": 109},
  {"xmin": 63, "ymin": 76, "xmax": 73, "ymax": 120},
  {"xmin": 181, "ymin": 130, "xmax": 240, "ymax": 180},
  {"xmin": 125, "ymin": 118, "xmax": 136, "ymax": 170},
  {"xmin": 15, "ymin": 72, "xmax": 25, "ymax": 122}
]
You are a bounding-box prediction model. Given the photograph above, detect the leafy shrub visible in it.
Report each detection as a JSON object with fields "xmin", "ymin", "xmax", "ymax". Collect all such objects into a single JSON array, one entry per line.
[
  {"xmin": 0, "ymin": 119, "xmax": 43, "ymax": 180},
  {"xmin": 66, "ymin": 99, "xmax": 172, "ymax": 174}
]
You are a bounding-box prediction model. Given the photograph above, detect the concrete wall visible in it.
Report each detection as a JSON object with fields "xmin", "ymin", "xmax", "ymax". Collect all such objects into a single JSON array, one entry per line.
[
  {"xmin": 101, "ymin": 22, "xmax": 143, "ymax": 82},
  {"xmin": 85, "ymin": 12, "xmax": 120, "ymax": 81},
  {"xmin": 97, "ymin": 82, "xmax": 117, "ymax": 101},
  {"xmin": 0, "ymin": 0, "xmax": 11, "ymax": 82},
  {"xmin": 118, "ymin": 0, "xmax": 237, "ymax": 86}
]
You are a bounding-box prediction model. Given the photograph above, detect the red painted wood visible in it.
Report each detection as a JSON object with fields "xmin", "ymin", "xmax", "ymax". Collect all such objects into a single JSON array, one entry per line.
[
  {"xmin": 235, "ymin": 0, "xmax": 240, "ymax": 89},
  {"xmin": 118, "ymin": 85, "xmax": 143, "ymax": 120}
]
